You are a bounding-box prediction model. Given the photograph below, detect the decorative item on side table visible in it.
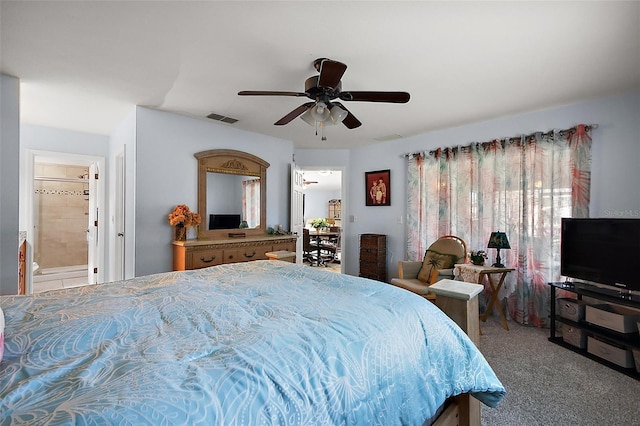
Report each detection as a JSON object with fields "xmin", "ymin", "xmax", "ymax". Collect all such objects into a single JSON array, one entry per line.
[
  {"xmin": 168, "ymin": 204, "xmax": 201, "ymax": 241},
  {"xmin": 487, "ymin": 232, "xmax": 510, "ymax": 268},
  {"xmin": 469, "ymin": 250, "xmax": 488, "ymax": 266}
]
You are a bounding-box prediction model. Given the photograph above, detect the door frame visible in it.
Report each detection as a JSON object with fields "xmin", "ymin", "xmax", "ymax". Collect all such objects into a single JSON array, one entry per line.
[
  {"xmin": 23, "ymin": 149, "xmax": 106, "ymax": 294},
  {"xmin": 290, "ymin": 162, "xmax": 304, "ymax": 264},
  {"xmin": 298, "ymin": 166, "xmax": 346, "ymax": 273},
  {"xmin": 114, "ymin": 150, "xmax": 126, "ymax": 281}
]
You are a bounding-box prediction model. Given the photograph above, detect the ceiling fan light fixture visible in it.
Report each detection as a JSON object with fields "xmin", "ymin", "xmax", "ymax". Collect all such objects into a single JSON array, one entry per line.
[
  {"xmin": 239, "ymin": 58, "xmax": 408, "ymax": 131},
  {"xmin": 300, "ymin": 109, "xmax": 316, "ymax": 126},
  {"xmin": 310, "ymin": 102, "xmax": 330, "ymax": 122},
  {"xmin": 329, "ymin": 105, "xmax": 348, "ymax": 124}
]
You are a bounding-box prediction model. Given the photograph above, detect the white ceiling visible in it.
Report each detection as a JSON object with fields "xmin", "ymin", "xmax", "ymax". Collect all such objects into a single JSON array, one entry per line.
[
  {"xmin": 2, "ymin": 1, "xmax": 639, "ymax": 149},
  {"xmin": 302, "ymin": 169, "xmax": 342, "ymax": 191}
]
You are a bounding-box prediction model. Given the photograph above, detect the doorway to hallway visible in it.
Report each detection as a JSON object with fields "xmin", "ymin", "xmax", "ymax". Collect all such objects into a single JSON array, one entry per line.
[{"xmin": 300, "ymin": 168, "xmax": 344, "ymax": 272}]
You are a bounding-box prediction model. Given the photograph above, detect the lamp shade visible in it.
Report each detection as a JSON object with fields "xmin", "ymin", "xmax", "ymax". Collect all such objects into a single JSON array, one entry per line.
[
  {"xmin": 487, "ymin": 232, "xmax": 510, "ymax": 249},
  {"xmin": 300, "ymin": 109, "xmax": 316, "ymax": 126},
  {"xmin": 488, "ymin": 231, "xmax": 510, "ymax": 268},
  {"xmin": 329, "ymin": 104, "xmax": 348, "ymax": 124},
  {"xmin": 310, "ymin": 102, "xmax": 330, "ymax": 122}
]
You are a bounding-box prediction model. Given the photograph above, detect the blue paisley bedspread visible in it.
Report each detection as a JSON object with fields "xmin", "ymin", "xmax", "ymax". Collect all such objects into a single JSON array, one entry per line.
[{"xmin": 0, "ymin": 261, "xmax": 504, "ymax": 425}]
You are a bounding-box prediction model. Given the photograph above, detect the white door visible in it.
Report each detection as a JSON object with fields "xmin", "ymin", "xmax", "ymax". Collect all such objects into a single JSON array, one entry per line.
[
  {"xmin": 114, "ymin": 152, "xmax": 126, "ymax": 281},
  {"xmin": 290, "ymin": 162, "xmax": 305, "ymax": 264},
  {"xmin": 87, "ymin": 162, "xmax": 100, "ymax": 284}
]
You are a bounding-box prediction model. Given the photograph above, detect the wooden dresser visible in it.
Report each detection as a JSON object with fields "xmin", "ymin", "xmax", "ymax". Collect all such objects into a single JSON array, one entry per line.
[
  {"xmin": 172, "ymin": 235, "xmax": 297, "ymax": 271},
  {"xmin": 359, "ymin": 233, "xmax": 387, "ymax": 282}
]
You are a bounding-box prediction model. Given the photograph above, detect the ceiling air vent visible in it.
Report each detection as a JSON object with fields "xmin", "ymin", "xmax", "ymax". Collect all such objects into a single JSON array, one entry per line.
[
  {"xmin": 374, "ymin": 134, "xmax": 403, "ymax": 142},
  {"xmin": 206, "ymin": 113, "xmax": 238, "ymax": 124}
]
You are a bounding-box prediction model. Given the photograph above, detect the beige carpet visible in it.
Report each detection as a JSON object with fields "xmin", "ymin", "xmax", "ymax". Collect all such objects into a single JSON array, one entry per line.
[{"xmin": 479, "ymin": 317, "xmax": 639, "ymax": 425}]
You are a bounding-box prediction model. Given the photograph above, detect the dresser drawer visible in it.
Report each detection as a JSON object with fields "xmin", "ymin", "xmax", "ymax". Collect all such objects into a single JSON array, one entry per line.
[
  {"xmin": 360, "ymin": 249, "xmax": 386, "ymax": 262},
  {"xmin": 223, "ymin": 249, "xmax": 240, "ymax": 263},
  {"xmin": 360, "ymin": 234, "xmax": 386, "ymax": 249},
  {"xmin": 224, "ymin": 246, "xmax": 271, "ymax": 263},
  {"xmin": 360, "ymin": 260, "xmax": 386, "ymax": 272},
  {"xmin": 190, "ymin": 249, "xmax": 224, "ymax": 269},
  {"xmin": 272, "ymin": 242, "xmax": 296, "ymax": 252},
  {"xmin": 173, "ymin": 236, "xmax": 298, "ymax": 271}
]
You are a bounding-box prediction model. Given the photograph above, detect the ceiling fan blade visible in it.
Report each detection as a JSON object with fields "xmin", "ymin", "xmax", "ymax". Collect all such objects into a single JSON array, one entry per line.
[
  {"xmin": 317, "ymin": 59, "xmax": 347, "ymax": 89},
  {"xmin": 238, "ymin": 90, "xmax": 307, "ymax": 97},
  {"xmin": 274, "ymin": 102, "xmax": 315, "ymax": 125},
  {"xmin": 333, "ymin": 102, "xmax": 362, "ymax": 129},
  {"xmin": 339, "ymin": 91, "xmax": 410, "ymax": 103}
]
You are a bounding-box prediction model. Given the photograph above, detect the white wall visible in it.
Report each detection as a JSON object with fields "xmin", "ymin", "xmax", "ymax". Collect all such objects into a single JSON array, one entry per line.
[
  {"xmin": 303, "ymin": 188, "xmax": 341, "ymax": 224},
  {"xmin": 21, "ymin": 125, "xmax": 110, "ymax": 159},
  {"xmin": 133, "ymin": 107, "xmax": 295, "ymax": 276},
  {"xmin": 19, "ymin": 124, "xmax": 111, "ymax": 285},
  {"xmin": 0, "ymin": 74, "xmax": 20, "ymax": 295},
  {"xmin": 343, "ymin": 90, "xmax": 640, "ymax": 279}
]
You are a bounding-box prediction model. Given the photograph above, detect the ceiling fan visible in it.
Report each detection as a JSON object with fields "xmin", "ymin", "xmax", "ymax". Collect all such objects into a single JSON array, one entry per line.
[{"xmin": 238, "ymin": 58, "xmax": 410, "ymax": 129}]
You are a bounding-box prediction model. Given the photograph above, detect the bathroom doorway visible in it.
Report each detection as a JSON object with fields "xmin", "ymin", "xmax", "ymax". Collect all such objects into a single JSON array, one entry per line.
[{"xmin": 27, "ymin": 151, "xmax": 105, "ymax": 294}]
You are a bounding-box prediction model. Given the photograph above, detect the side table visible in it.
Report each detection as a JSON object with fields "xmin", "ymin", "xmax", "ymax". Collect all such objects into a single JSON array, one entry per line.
[{"xmin": 453, "ymin": 263, "xmax": 515, "ymax": 331}]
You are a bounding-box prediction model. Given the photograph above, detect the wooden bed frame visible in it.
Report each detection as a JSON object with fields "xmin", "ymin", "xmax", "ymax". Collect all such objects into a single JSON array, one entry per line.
[{"xmin": 427, "ymin": 279, "xmax": 485, "ymax": 426}]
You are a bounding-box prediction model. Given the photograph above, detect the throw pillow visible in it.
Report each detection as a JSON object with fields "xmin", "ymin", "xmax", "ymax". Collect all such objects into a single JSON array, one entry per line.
[{"xmin": 417, "ymin": 250, "xmax": 457, "ymax": 284}]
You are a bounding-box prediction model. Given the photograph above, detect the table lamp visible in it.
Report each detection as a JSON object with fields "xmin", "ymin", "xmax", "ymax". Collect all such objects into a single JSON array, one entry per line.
[{"xmin": 487, "ymin": 232, "xmax": 510, "ymax": 268}]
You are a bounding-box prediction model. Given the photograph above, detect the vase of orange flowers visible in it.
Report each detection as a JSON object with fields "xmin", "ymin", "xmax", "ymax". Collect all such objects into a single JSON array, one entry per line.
[
  {"xmin": 168, "ymin": 204, "xmax": 201, "ymax": 241},
  {"xmin": 174, "ymin": 224, "xmax": 187, "ymax": 241}
]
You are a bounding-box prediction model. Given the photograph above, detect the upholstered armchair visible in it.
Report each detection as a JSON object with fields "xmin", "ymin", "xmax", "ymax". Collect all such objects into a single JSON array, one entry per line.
[{"xmin": 391, "ymin": 235, "xmax": 467, "ymax": 301}]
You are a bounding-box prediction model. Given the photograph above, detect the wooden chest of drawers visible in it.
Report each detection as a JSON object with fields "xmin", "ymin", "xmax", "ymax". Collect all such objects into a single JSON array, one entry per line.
[
  {"xmin": 359, "ymin": 233, "xmax": 387, "ymax": 282},
  {"xmin": 172, "ymin": 235, "xmax": 297, "ymax": 271}
]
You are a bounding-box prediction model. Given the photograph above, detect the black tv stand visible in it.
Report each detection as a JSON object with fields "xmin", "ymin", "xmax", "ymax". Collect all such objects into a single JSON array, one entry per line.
[
  {"xmin": 548, "ymin": 282, "xmax": 640, "ymax": 380},
  {"xmin": 570, "ymin": 281, "xmax": 638, "ymax": 302}
]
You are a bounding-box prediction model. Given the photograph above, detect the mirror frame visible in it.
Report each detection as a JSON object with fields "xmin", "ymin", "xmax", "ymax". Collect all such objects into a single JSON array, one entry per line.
[{"xmin": 195, "ymin": 149, "xmax": 269, "ymax": 240}]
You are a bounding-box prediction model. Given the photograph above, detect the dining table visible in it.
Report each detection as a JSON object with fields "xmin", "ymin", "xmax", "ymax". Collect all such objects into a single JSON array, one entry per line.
[{"xmin": 311, "ymin": 231, "xmax": 340, "ymax": 266}]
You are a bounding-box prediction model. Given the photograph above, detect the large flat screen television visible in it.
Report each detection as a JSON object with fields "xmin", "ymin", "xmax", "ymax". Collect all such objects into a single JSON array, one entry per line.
[
  {"xmin": 209, "ymin": 214, "xmax": 241, "ymax": 230},
  {"xmin": 561, "ymin": 217, "xmax": 640, "ymax": 296}
]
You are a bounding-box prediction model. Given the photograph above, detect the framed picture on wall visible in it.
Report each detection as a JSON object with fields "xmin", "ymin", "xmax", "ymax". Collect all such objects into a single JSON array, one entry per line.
[{"xmin": 365, "ymin": 169, "xmax": 390, "ymax": 206}]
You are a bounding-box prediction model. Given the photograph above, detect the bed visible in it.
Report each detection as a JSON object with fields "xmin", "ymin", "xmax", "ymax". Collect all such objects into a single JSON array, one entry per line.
[{"xmin": 0, "ymin": 260, "xmax": 505, "ymax": 425}]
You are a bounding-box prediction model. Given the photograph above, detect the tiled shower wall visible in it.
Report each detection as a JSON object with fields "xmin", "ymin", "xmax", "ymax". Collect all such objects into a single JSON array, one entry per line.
[{"xmin": 34, "ymin": 163, "xmax": 89, "ymax": 271}]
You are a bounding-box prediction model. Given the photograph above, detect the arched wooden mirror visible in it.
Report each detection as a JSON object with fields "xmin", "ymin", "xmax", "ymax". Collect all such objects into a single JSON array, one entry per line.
[{"xmin": 195, "ymin": 149, "xmax": 269, "ymax": 239}]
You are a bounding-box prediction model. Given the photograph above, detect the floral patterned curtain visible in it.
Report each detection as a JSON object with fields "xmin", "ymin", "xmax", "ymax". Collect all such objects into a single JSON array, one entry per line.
[
  {"xmin": 406, "ymin": 125, "xmax": 592, "ymax": 326},
  {"xmin": 242, "ymin": 179, "xmax": 260, "ymax": 228}
]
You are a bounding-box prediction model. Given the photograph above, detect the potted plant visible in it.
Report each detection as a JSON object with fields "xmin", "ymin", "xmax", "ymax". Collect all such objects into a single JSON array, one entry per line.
[
  {"xmin": 310, "ymin": 217, "xmax": 330, "ymax": 234},
  {"xmin": 469, "ymin": 250, "xmax": 487, "ymax": 266}
]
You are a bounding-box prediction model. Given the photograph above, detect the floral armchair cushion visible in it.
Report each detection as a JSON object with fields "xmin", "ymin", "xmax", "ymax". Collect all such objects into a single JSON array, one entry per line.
[{"xmin": 417, "ymin": 249, "xmax": 458, "ymax": 284}]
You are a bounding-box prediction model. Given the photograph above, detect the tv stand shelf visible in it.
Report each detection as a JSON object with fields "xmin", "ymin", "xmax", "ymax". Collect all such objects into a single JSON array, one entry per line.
[{"xmin": 548, "ymin": 282, "xmax": 640, "ymax": 380}]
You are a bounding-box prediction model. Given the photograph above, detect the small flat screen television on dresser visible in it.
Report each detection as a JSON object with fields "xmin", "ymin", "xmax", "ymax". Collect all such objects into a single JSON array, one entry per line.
[
  {"xmin": 561, "ymin": 217, "xmax": 640, "ymax": 298},
  {"xmin": 209, "ymin": 214, "xmax": 242, "ymax": 230}
]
